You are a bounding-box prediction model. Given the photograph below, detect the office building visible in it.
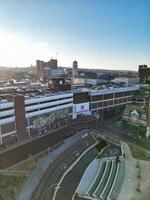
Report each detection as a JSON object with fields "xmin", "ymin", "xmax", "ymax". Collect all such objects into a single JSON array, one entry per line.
[
  {"xmin": 36, "ymin": 59, "xmax": 58, "ymax": 79},
  {"xmin": 138, "ymin": 65, "xmax": 150, "ymax": 83}
]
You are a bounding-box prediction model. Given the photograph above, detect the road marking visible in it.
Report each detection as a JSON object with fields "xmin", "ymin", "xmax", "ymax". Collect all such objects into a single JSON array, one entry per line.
[{"xmin": 52, "ymin": 141, "xmax": 99, "ymax": 200}]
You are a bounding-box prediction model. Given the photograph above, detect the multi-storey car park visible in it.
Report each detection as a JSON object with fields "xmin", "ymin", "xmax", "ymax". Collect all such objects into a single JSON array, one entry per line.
[
  {"xmin": 0, "ymin": 85, "xmax": 139, "ymax": 146},
  {"xmin": 0, "ymin": 92, "xmax": 73, "ymax": 145}
]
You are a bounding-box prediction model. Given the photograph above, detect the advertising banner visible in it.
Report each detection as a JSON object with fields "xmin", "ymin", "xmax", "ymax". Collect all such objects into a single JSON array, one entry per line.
[{"xmin": 76, "ymin": 102, "xmax": 89, "ymax": 114}]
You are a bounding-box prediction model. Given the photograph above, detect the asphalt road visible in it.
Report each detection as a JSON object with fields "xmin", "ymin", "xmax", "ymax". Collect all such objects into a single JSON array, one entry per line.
[
  {"xmin": 18, "ymin": 130, "xmax": 90, "ymax": 200},
  {"xmin": 33, "ymin": 141, "xmax": 88, "ymax": 200},
  {"xmin": 30, "ymin": 130, "xmax": 95, "ymax": 200},
  {"xmin": 55, "ymin": 147, "xmax": 99, "ymax": 200}
]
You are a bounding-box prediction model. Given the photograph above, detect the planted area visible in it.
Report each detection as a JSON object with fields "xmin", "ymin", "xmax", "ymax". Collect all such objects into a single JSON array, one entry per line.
[
  {"xmin": 9, "ymin": 142, "xmax": 63, "ymax": 171},
  {"xmin": 0, "ymin": 175, "xmax": 27, "ymax": 200}
]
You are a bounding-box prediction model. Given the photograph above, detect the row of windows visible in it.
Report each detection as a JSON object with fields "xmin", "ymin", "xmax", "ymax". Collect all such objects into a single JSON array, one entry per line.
[
  {"xmin": 91, "ymin": 92, "xmax": 133, "ymax": 102},
  {"xmin": 73, "ymin": 92, "xmax": 89, "ymax": 104},
  {"xmin": 91, "ymin": 97, "xmax": 132, "ymax": 109},
  {"xmin": 1, "ymin": 122, "xmax": 15, "ymax": 134}
]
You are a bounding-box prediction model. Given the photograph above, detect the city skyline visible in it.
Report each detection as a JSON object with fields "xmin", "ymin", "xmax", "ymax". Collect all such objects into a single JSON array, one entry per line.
[{"xmin": 0, "ymin": 0, "xmax": 150, "ymax": 70}]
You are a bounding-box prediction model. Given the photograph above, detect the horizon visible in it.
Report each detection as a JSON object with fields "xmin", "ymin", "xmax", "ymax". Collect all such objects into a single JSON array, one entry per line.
[
  {"xmin": 0, "ymin": 0, "xmax": 150, "ymax": 70},
  {"xmin": 0, "ymin": 64, "xmax": 139, "ymax": 72}
]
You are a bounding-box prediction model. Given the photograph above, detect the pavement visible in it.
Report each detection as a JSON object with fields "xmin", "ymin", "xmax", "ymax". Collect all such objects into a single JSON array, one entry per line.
[
  {"xmin": 17, "ymin": 131, "xmax": 88, "ymax": 200},
  {"xmin": 96, "ymin": 122, "xmax": 150, "ymax": 200},
  {"xmin": 0, "ymin": 170, "xmax": 32, "ymax": 177},
  {"xmin": 117, "ymin": 142, "xmax": 150, "ymax": 200}
]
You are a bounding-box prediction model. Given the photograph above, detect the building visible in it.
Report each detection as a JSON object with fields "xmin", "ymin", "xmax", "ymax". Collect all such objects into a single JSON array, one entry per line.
[
  {"xmin": 72, "ymin": 60, "xmax": 78, "ymax": 78},
  {"xmin": 133, "ymin": 94, "xmax": 149, "ymax": 106},
  {"xmin": 113, "ymin": 77, "xmax": 140, "ymax": 85},
  {"xmin": 122, "ymin": 105, "xmax": 147, "ymax": 127},
  {"xmin": 36, "ymin": 59, "xmax": 58, "ymax": 79},
  {"xmin": 72, "ymin": 85, "xmax": 139, "ymax": 119},
  {"xmin": 73, "ymin": 90, "xmax": 91, "ymax": 119},
  {"xmin": 50, "ymin": 69, "xmax": 64, "ymax": 79},
  {"xmin": 138, "ymin": 65, "xmax": 150, "ymax": 83},
  {"xmin": 72, "ymin": 78, "xmax": 108, "ymax": 87},
  {"xmin": 0, "ymin": 92, "xmax": 73, "ymax": 145},
  {"xmin": 47, "ymin": 68, "xmax": 71, "ymax": 91},
  {"xmin": 122, "ymin": 104, "xmax": 150, "ymax": 137},
  {"xmin": 89, "ymin": 85, "xmax": 139, "ymax": 117},
  {"xmin": 0, "ymin": 85, "xmax": 139, "ymax": 145}
]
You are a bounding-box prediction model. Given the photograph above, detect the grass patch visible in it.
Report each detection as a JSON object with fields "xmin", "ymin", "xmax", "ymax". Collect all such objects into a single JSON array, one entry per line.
[
  {"xmin": 9, "ymin": 151, "xmax": 47, "ymax": 171},
  {"xmin": 136, "ymin": 137, "xmax": 150, "ymax": 150},
  {"xmin": 0, "ymin": 175, "xmax": 27, "ymax": 200},
  {"xmin": 9, "ymin": 141, "xmax": 64, "ymax": 171},
  {"xmin": 110, "ymin": 119, "xmax": 150, "ymax": 150},
  {"xmin": 129, "ymin": 143, "xmax": 150, "ymax": 161}
]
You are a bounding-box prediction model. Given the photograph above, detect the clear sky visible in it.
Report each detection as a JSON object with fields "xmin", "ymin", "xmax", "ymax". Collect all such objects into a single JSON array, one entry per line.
[{"xmin": 0, "ymin": 0, "xmax": 150, "ymax": 70}]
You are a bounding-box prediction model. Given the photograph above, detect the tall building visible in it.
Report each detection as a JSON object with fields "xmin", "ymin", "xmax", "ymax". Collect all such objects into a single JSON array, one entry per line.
[
  {"xmin": 138, "ymin": 65, "xmax": 150, "ymax": 83},
  {"xmin": 72, "ymin": 60, "xmax": 78, "ymax": 78},
  {"xmin": 36, "ymin": 59, "xmax": 58, "ymax": 79},
  {"xmin": 36, "ymin": 60, "xmax": 44, "ymax": 79}
]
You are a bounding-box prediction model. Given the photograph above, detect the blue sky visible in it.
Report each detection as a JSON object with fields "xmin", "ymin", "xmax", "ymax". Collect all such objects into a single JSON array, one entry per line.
[{"xmin": 0, "ymin": 0, "xmax": 150, "ymax": 70}]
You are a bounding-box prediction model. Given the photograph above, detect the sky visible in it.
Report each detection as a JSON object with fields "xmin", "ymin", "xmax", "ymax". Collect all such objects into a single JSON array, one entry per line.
[{"xmin": 0, "ymin": 0, "xmax": 150, "ymax": 70}]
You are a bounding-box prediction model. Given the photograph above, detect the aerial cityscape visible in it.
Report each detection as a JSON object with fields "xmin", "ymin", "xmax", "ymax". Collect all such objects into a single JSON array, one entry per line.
[{"xmin": 0, "ymin": 1, "xmax": 150, "ymax": 200}]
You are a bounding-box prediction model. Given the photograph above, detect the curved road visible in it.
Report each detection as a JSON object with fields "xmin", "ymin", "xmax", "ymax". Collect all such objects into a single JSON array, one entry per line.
[{"xmin": 55, "ymin": 147, "xmax": 99, "ymax": 200}]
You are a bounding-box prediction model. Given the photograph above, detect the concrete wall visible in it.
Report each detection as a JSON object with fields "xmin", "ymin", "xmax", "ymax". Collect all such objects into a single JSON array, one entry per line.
[{"xmin": 0, "ymin": 119, "xmax": 96, "ymax": 169}]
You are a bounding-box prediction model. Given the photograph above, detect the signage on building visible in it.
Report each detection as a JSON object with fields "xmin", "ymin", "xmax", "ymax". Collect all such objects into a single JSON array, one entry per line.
[{"xmin": 76, "ymin": 102, "xmax": 89, "ymax": 114}]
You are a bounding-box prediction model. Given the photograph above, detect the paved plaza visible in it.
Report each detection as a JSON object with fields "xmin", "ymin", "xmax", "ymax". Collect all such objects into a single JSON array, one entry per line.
[{"xmin": 118, "ymin": 142, "xmax": 150, "ymax": 200}]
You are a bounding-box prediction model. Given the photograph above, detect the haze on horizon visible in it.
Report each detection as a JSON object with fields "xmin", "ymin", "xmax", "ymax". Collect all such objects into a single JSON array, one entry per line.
[{"xmin": 0, "ymin": 0, "xmax": 150, "ymax": 71}]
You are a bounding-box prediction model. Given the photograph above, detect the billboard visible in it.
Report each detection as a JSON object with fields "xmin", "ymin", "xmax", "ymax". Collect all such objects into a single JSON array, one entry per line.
[{"xmin": 76, "ymin": 102, "xmax": 89, "ymax": 114}]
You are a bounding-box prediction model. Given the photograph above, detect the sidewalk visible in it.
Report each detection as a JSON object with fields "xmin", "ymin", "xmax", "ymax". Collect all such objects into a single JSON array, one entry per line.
[
  {"xmin": 117, "ymin": 142, "xmax": 150, "ymax": 200},
  {"xmin": 17, "ymin": 131, "xmax": 85, "ymax": 200}
]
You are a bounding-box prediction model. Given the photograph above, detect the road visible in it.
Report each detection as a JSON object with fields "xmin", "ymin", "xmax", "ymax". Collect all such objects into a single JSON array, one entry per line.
[
  {"xmin": 17, "ymin": 130, "xmax": 92, "ymax": 200},
  {"xmin": 30, "ymin": 130, "xmax": 95, "ymax": 200},
  {"xmin": 54, "ymin": 146, "xmax": 99, "ymax": 200}
]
